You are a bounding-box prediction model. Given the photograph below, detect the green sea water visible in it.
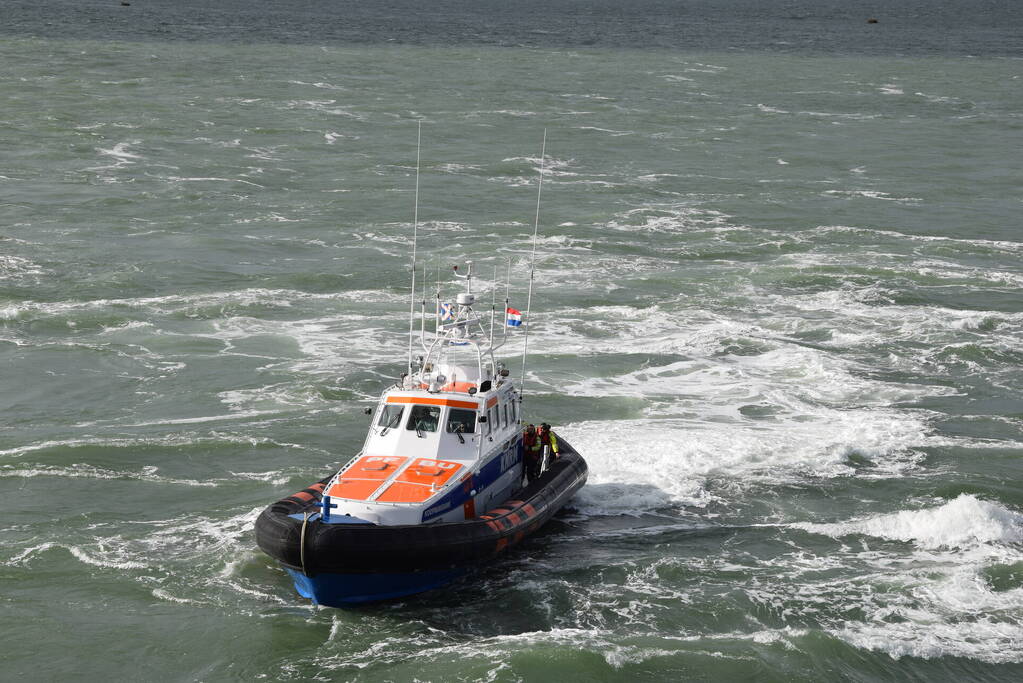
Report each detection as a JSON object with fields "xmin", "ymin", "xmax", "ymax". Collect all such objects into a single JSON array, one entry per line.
[{"xmin": 2, "ymin": 3, "xmax": 1023, "ymax": 680}]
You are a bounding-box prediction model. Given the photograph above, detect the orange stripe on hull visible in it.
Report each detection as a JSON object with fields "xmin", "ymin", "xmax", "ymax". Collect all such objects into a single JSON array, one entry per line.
[{"xmin": 386, "ymin": 395, "xmax": 480, "ymax": 410}]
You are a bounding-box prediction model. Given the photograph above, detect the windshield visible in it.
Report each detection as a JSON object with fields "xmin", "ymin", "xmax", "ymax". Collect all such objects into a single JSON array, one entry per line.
[
  {"xmin": 406, "ymin": 405, "xmax": 440, "ymax": 433},
  {"xmin": 446, "ymin": 408, "xmax": 476, "ymax": 434},
  {"xmin": 377, "ymin": 404, "xmax": 404, "ymax": 430}
]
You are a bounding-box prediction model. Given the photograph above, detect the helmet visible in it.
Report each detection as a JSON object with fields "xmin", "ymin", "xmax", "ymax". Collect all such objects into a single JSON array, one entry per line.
[{"xmin": 540, "ymin": 423, "xmax": 551, "ymax": 431}]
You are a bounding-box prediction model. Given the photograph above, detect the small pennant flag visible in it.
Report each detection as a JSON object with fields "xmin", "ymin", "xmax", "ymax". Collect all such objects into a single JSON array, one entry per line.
[
  {"xmin": 506, "ymin": 307, "xmax": 522, "ymax": 327},
  {"xmin": 440, "ymin": 302, "xmax": 454, "ymax": 321}
]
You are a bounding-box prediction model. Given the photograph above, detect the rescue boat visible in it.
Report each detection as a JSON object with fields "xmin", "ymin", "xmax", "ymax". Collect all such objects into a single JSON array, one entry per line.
[{"xmin": 254, "ymin": 260, "xmax": 588, "ymax": 606}]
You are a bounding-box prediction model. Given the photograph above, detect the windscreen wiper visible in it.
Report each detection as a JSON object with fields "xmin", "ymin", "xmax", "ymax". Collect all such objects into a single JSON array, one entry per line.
[{"xmin": 380, "ymin": 412, "xmax": 402, "ymax": 436}]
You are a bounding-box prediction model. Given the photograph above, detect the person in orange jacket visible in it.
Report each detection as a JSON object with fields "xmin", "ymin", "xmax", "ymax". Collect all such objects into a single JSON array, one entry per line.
[{"xmin": 522, "ymin": 424, "xmax": 541, "ymax": 482}]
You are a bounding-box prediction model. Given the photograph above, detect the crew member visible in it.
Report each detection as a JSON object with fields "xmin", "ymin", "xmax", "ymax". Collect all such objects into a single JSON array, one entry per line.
[
  {"xmin": 522, "ymin": 424, "xmax": 541, "ymax": 482},
  {"xmin": 537, "ymin": 423, "xmax": 559, "ymax": 463}
]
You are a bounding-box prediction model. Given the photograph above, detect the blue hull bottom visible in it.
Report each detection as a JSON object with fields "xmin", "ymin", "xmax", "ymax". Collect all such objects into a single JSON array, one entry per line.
[{"xmin": 285, "ymin": 567, "xmax": 467, "ymax": 606}]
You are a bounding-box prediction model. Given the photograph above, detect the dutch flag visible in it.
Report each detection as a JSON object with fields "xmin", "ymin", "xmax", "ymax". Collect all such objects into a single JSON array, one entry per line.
[{"xmin": 506, "ymin": 307, "xmax": 522, "ymax": 327}]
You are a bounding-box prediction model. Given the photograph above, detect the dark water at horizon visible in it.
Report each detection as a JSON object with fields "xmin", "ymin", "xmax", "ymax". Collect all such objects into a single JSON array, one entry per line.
[{"xmin": 4, "ymin": 0, "xmax": 1023, "ymax": 55}]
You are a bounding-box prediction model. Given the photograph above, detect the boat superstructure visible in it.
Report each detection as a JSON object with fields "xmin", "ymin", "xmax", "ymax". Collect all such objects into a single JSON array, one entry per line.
[{"xmin": 322, "ymin": 262, "xmax": 525, "ymax": 527}]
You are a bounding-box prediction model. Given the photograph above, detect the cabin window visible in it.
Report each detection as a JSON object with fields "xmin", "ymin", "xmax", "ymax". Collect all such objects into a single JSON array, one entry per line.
[
  {"xmin": 488, "ymin": 407, "xmax": 498, "ymax": 432},
  {"xmin": 377, "ymin": 404, "xmax": 404, "ymax": 430},
  {"xmin": 406, "ymin": 405, "xmax": 440, "ymax": 433},
  {"xmin": 446, "ymin": 408, "xmax": 476, "ymax": 435},
  {"xmin": 502, "ymin": 403, "xmax": 510, "ymax": 428}
]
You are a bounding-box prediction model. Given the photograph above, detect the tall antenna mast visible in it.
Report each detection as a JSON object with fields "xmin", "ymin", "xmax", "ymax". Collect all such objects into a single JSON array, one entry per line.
[
  {"xmin": 502, "ymin": 257, "xmax": 512, "ymax": 348},
  {"xmin": 419, "ymin": 263, "xmax": 428, "ymax": 349},
  {"xmin": 490, "ymin": 265, "xmax": 498, "ymax": 348},
  {"xmin": 519, "ymin": 129, "xmax": 547, "ymax": 398},
  {"xmin": 406, "ymin": 120, "xmax": 422, "ymax": 379}
]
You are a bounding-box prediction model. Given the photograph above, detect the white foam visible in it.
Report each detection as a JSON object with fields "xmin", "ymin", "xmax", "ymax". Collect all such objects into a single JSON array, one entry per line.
[
  {"xmin": 136, "ymin": 507, "xmax": 265, "ymax": 562},
  {"xmin": 436, "ymin": 163, "xmax": 482, "ymax": 173},
  {"xmin": 314, "ymin": 623, "xmax": 809, "ymax": 674},
  {"xmin": 823, "ymin": 189, "xmax": 921, "ymax": 202},
  {"xmin": 287, "ymin": 80, "xmax": 346, "ymax": 91},
  {"xmin": 829, "ymin": 538, "xmax": 1023, "ymax": 663},
  {"xmin": 0, "ymin": 463, "xmax": 219, "ymax": 487},
  {"xmin": 562, "ymin": 407, "xmax": 932, "ymax": 516},
  {"xmin": 605, "ymin": 205, "xmax": 729, "ymax": 234},
  {"xmin": 770, "ymin": 287, "xmax": 1023, "ymax": 362},
  {"xmin": 152, "ymin": 588, "xmax": 205, "ymax": 605},
  {"xmin": 0, "ymin": 254, "xmax": 44, "ymax": 279},
  {"xmin": 795, "ymin": 495, "xmax": 1023, "ymax": 549},
  {"xmin": 97, "ymin": 141, "xmax": 143, "ymax": 161},
  {"xmin": 0, "ymin": 433, "xmax": 291, "ymax": 461},
  {"xmin": 1, "ymin": 287, "xmax": 406, "ymax": 321},
  {"xmin": 69, "ymin": 545, "xmax": 147, "ymax": 570},
  {"xmin": 6, "ymin": 540, "xmax": 149, "ymax": 572},
  {"xmin": 576, "ymin": 126, "xmax": 634, "ymax": 136},
  {"xmin": 661, "ymin": 74, "xmax": 695, "ymax": 82},
  {"xmin": 834, "ymin": 619, "xmax": 1023, "ymax": 664},
  {"xmin": 5, "ymin": 542, "xmax": 57, "ymax": 566},
  {"xmin": 163, "ymin": 175, "xmax": 265, "ymax": 188},
  {"xmin": 811, "ymin": 224, "xmax": 1023, "ymax": 253},
  {"xmin": 915, "ymin": 91, "xmax": 959, "ymax": 104}
]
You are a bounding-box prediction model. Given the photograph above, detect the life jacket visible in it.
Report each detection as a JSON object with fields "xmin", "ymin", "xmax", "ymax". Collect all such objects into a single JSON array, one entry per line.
[
  {"xmin": 523, "ymin": 431, "xmax": 539, "ymax": 452},
  {"xmin": 537, "ymin": 431, "xmax": 558, "ymax": 454}
]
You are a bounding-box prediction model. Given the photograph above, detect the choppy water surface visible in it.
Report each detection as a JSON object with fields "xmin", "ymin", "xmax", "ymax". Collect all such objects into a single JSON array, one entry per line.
[{"xmin": 2, "ymin": 2, "xmax": 1023, "ymax": 680}]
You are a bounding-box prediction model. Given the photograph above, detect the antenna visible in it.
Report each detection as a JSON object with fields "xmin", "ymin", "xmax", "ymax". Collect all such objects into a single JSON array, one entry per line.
[
  {"xmin": 406, "ymin": 120, "xmax": 422, "ymax": 380},
  {"xmin": 435, "ymin": 262, "xmax": 441, "ymax": 335},
  {"xmin": 490, "ymin": 265, "xmax": 498, "ymax": 348},
  {"xmin": 419, "ymin": 263, "xmax": 428, "ymax": 350},
  {"xmin": 503, "ymin": 257, "xmax": 511, "ymax": 347},
  {"xmin": 519, "ymin": 129, "xmax": 547, "ymax": 398}
]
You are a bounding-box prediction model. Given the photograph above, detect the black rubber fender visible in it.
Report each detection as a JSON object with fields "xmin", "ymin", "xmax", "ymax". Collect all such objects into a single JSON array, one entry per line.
[{"xmin": 255, "ymin": 438, "xmax": 587, "ymax": 575}]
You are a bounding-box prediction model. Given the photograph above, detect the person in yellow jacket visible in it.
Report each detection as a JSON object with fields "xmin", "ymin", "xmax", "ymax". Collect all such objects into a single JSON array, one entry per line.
[
  {"xmin": 537, "ymin": 423, "xmax": 559, "ymax": 471},
  {"xmin": 523, "ymin": 423, "xmax": 559, "ymax": 481}
]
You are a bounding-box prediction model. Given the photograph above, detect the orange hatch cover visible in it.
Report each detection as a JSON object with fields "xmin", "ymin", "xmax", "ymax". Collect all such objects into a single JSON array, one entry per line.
[
  {"xmin": 327, "ymin": 455, "xmax": 408, "ymax": 501},
  {"xmin": 375, "ymin": 458, "xmax": 463, "ymax": 504}
]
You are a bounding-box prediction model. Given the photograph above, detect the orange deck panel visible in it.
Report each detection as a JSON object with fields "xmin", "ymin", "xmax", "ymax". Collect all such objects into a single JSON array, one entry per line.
[
  {"xmin": 399, "ymin": 458, "xmax": 462, "ymax": 486},
  {"xmin": 374, "ymin": 481, "xmax": 436, "ymax": 503},
  {"xmin": 374, "ymin": 458, "xmax": 463, "ymax": 503},
  {"xmin": 327, "ymin": 455, "xmax": 408, "ymax": 501},
  {"xmin": 327, "ymin": 478, "xmax": 386, "ymax": 501}
]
